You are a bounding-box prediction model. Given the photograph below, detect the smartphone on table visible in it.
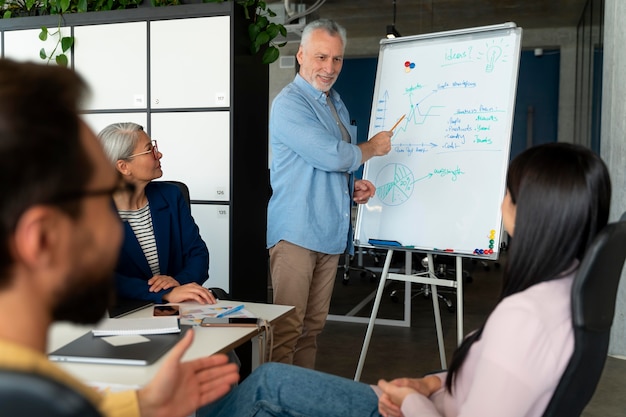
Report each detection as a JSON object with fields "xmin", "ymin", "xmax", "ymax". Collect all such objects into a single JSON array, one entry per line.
[{"xmin": 153, "ymin": 305, "xmax": 180, "ymax": 317}]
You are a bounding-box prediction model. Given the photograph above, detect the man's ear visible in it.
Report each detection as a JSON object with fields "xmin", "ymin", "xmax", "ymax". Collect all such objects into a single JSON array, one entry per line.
[
  {"xmin": 296, "ymin": 46, "xmax": 304, "ymax": 65},
  {"xmin": 11, "ymin": 206, "xmax": 63, "ymax": 268}
]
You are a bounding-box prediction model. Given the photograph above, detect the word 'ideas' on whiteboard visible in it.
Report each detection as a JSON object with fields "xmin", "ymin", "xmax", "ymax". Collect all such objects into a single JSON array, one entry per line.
[{"xmin": 355, "ymin": 23, "xmax": 522, "ymax": 260}]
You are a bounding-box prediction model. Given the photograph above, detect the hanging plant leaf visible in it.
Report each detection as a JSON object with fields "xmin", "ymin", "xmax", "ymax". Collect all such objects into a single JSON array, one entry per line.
[
  {"xmin": 39, "ymin": 27, "xmax": 48, "ymax": 41},
  {"xmin": 255, "ymin": 15, "xmax": 268, "ymax": 29},
  {"xmin": 262, "ymin": 45, "xmax": 279, "ymax": 65},
  {"xmin": 248, "ymin": 22, "xmax": 260, "ymax": 41},
  {"xmin": 39, "ymin": 48, "xmax": 47, "ymax": 60},
  {"xmin": 77, "ymin": 0, "xmax": 88, "ymax": 13},
  {"xmin": 61, "ymin": 36, "xmax": 74, "ymax": 52},
  {"xmin": 56, "ymin": 53, "xmax": 69, "ymax": 67},
  {"xmin": 265, "ymin": 22, "xmax": 279, "ymax": 40},
  {"xmin": 251, "ymin": 31, "xmax": 269, "ymax": 54},
  {"xmin": 60, "ymin": 0, "xmax": 71, "ymax": 13}
]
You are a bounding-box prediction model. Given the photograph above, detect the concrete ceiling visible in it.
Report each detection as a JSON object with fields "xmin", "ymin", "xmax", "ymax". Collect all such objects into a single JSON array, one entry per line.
[{"xmin": 300, "ymin": 0, "xmax": 591, "ymax": 39}]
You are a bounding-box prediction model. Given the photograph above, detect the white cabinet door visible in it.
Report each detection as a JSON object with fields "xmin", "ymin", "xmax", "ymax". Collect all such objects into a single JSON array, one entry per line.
[
  {"xmin": 82, "ymin": 113, "xmax": 148, "ymax": 138},
  {"xmin": 191, "ymin": 204, "xmax": 230, "ymax": 292},
  {"xmin": 4, "ymin": 27, "xmax": 72, "ymax": 65},
  {"xmin": 151, "ymin": 111, "xmax": 230, "ymax": 202},
  {"xmin": 74, "ymin": 22, "xmax": 148, "ymax": 111},
  {"xmin": 150, "ymin": 16, "xmax": 230, "ymax": 109}
]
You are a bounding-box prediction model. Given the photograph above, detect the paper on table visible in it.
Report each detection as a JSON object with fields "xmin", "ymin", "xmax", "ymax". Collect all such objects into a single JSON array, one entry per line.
[
  {"xmin": 92, "ymin": 317, "xmax": 180, "ymax": 336},
  {"xmin": 180, "ymin": 305, "xmax": 256, "ymax": 326},
  {"xmin": 101, "ymin": 335, "xmax": 151, "ymax": 347}
]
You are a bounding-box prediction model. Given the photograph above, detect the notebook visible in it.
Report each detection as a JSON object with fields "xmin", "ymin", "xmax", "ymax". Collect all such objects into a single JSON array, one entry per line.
[
  {"xmin": 92, "ymin": 317, "xmax": 180, "ymax": 336},
  {"xmin": 49, "ymin": 326, "xmax": 191, "ymax": 366},
  {"xmin": 108, "ymin": 298, "xmax": 154, "ymax": 318}
]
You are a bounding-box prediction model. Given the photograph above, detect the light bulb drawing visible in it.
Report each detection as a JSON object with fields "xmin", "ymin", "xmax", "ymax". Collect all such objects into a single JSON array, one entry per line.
[{"xmin": 485, "ymin": 45, "xmax": 502, "ymax": 73}]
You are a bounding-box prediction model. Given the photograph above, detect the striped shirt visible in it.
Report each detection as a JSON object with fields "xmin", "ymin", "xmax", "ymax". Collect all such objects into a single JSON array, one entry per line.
[{"xmin": 118, "ymin": 204, "xmax": 160, "ymax": 276}]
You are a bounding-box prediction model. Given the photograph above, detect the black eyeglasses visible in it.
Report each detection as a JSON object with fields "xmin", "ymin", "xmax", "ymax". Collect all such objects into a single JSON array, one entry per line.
[
  {"xmin": 128, "ymin": 140, "xmax": 159, "ymax": 160},
  {"xmin": 46, "ymin": 181, "xmax": 136, "ymax": 205}
]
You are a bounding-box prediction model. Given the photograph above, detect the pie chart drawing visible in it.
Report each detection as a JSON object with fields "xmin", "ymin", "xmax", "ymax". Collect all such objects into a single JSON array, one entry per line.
[{"xmin": 375, "ymin": 163, "xmax": 415, "ymax": 206}]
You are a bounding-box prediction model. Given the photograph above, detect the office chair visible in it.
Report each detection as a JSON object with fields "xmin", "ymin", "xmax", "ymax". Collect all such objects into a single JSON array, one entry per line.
[
  {"xmin": 541, "ymin": 215, "xmax": 626, "ymax": 417},
  {"xmin": 389, "ymin": 253, "xmax": 470, "ymax": 312},
  {"xmin": 338, "ymin": 250, "xmax": 378, "ymax": 285},
  {"xmin": 0, "ymin": 369, "xmax": 102, "ymax": 416},
  {"xmin": 160, "ymin": 180, "xmax": 228, "ymax": 298},
  {"xmin": 163, "ymin": 180, "xmax": 191, "ymax": 206}
]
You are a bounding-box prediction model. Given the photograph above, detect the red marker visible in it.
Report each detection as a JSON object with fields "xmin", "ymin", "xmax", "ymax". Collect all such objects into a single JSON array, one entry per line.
[{"xmin": 444, "ymin": 249, "xmax": 454, "ymax": 252}]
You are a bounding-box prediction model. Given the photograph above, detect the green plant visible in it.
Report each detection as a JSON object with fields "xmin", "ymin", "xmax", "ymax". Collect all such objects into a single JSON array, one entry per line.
[
  {"xmin": 204, "ymin": 0, "xmax": 287, "ymax": 64},
  {"xmin": 37, "ymin": 0, "xmax": 140, "ymax": 66},
  {"xmin": 38, "ymin": 20, "xmax": 73, "ymax": 66},
  {"xmin": 0, "ymin": 0, "xmax": 44, "ymax": 18},
  {"xmin": 3, "ymin": 0, "xmax": 283, "ymax": 65},
  {"xmin": 150, "ymin": 0, "xmax": 180, "ymax": 6},
  {"xmin": 36, "ymin": 0, "xmax": 80, "ymax": 66}
]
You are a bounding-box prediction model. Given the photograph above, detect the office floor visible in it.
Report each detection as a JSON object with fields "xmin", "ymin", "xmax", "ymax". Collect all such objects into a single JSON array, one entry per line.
[{"xmin": 314, "ymin": 251, "xmax": 626, "ymax": 416}]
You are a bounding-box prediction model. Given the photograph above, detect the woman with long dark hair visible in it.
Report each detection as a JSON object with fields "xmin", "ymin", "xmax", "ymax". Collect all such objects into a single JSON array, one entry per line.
[{"xmin": 200, "ymin": 142, "xmax": 611, "ymax": 417}]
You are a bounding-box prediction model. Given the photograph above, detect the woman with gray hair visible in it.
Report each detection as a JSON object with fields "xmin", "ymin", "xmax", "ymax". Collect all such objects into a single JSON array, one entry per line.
[{"xmin": 98, "ymin": 122, "xmax": 216, "ymax": 305}]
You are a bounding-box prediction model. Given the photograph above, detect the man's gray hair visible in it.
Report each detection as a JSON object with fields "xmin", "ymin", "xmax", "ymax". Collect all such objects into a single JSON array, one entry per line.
[{"xmin": 300, "ymin": 19, "xmax": 347, "ymax": 50}]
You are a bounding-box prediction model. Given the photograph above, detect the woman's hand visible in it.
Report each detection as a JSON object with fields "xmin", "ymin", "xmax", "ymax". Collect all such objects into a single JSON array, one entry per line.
[
  {"xmin": 162, "ymin": 283, "xmax": 217, "ymax": 304},
  {"xmin": 377, "ymin": 375, "xmax": 442, "ymax": 417},
  {"xmin": 387, "ymin": 375, "xmax": 442, "ymax": 396},
  {"xmin": 148, "ymin": 275, "xmax": 180, "ymax": 292}
]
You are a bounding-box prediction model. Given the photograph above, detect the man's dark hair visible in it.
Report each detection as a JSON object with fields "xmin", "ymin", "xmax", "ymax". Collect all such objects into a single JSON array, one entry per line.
[{"xmin": 0, "ymin": 59, "xmax": 92, "ymax": 285}]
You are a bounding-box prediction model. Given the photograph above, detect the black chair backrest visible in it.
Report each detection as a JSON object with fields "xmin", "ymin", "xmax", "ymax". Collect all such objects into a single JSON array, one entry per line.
[
  {"xmin": 0, "ymin": 369, "xmax": 102, "ymax": 417},
  {"xmin": 162, "ymin": 180, "xmax": 191, "ymax": 206},
  {"xmin": 158, "ymin": 180, "xmax": 231, "ymax": 300},
  {"xmin": 542, "ymin": 218, "xmax": 626, "ymax": 416}
]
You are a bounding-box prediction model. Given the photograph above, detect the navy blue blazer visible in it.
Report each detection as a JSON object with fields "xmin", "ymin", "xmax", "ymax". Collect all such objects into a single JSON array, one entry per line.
[{"xmin": 114, "ymin": 182, "xmax": 210, "ymax": 303}]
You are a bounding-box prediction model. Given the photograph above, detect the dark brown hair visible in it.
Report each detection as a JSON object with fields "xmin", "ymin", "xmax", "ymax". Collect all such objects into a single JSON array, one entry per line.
[
  {"xmin": 0, "ymin": 59, "xmax": 92, "ymax": 286},
  {"xmin": 446, "ymin": 142, "xmax": 611, "ymax": 392}
]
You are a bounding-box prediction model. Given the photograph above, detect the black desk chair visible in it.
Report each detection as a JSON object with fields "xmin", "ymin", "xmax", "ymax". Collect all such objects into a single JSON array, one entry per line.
[
  {"xmin": 541, "ymin": 216, "xmax": 626, "ymax": 417},
  {"xmin": 389, "ymin": 253, "xmax": 472, "ymax": 313},
  {"xmin": 0, "ymin": 369, "xmax": 101, "ymax": 417},
  {"xmin": 163, "ymin": 180, "xmax": 191, "ymax": 206},
  {"xmin": 160, "ymin": 180, "xmax": 229, "ymax": 299}
]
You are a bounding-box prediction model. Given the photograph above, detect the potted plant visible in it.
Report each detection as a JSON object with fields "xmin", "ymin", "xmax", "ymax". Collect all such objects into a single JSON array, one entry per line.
[
  {"xmin": 199, "ymin": 0, "xmax": 287, "ymax": 64},
  {"xmin": 1, "ymin": 0, "xmax": 285, "ymax": 65}
]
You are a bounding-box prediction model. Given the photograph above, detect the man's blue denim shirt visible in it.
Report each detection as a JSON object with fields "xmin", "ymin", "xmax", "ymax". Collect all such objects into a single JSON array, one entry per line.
[{"xmin": 267, "ymin": 74, "xmax": 362, "ymax": 255}]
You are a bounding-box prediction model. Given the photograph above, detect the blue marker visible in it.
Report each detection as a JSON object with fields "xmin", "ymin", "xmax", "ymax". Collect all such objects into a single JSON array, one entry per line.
[
  {"xmin": 368, "ymin": 239, "xmax": 402, "ymax": 247},
  {"xmin": 216, "ymin": 304, "xmax": 245, "ymax": 318}
]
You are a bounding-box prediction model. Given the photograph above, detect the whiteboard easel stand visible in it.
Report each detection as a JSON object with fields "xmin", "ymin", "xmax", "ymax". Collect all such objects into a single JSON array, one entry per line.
[{"xmin": 354, "ymin": 249, "xmax": 464, "ymax": 381}]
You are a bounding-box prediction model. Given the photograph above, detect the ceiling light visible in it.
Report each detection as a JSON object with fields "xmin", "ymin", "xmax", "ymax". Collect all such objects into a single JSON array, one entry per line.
[
  {"xmin": 386, "ymin": 0, "xmax": 401, "ymax": 39},
  {"xmin": 386, "ymin": 25, "xmax": 401, "ymax": 39}
]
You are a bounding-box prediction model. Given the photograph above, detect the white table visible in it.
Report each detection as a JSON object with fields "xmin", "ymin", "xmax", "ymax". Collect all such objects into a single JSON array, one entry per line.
[{"xmin": 47, "ymin": 301, "xmax": 293, "ymax": 388}]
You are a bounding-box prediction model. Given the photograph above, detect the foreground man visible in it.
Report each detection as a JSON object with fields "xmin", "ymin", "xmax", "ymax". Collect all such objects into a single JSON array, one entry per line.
[{"xmin": 0, "ymin": 59, "xmax": 239, "ymax": 417}]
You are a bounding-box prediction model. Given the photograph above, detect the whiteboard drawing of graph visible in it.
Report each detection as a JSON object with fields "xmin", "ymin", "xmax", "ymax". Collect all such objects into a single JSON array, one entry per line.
[{"xmin": 354, "ymin": 24, "xmax": 522, "ymax": 259}]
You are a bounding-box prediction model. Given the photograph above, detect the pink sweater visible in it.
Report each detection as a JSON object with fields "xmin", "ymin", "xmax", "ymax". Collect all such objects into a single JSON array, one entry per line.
[{"xmin": 402, "ymin": 273, "xmax": 575, "ymax": 417}]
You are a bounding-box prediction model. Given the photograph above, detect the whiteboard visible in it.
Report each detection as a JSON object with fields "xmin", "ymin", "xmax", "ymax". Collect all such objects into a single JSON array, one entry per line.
[{"xmin": 355, "ymin": 23, "xmax": 522, "ymax": 259}]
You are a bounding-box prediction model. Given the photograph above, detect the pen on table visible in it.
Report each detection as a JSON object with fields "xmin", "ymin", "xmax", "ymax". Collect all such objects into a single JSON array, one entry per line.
[
  {"xmin": 216, "ymin": 304, "xmax": 245, "ymax": 318},
  {"xmin": 390, "ymin": 114, "xmax": 406, "ymax": 132}
]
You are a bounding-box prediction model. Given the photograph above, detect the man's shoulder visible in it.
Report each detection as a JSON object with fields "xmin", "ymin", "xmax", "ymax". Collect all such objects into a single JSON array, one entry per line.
[{"xmin": 276, "ymin": 80, "xmax": 307, "ymax": 102}]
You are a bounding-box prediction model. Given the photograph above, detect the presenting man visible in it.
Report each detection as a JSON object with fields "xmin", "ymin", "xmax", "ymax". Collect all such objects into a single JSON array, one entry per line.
[
  {"xmin": 268, "ymin": 19, "xmax": 392, "ymax": 368},
  {"xmin": 0, "ymin": 59, "xmax": 239, "ymax": 417}
]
